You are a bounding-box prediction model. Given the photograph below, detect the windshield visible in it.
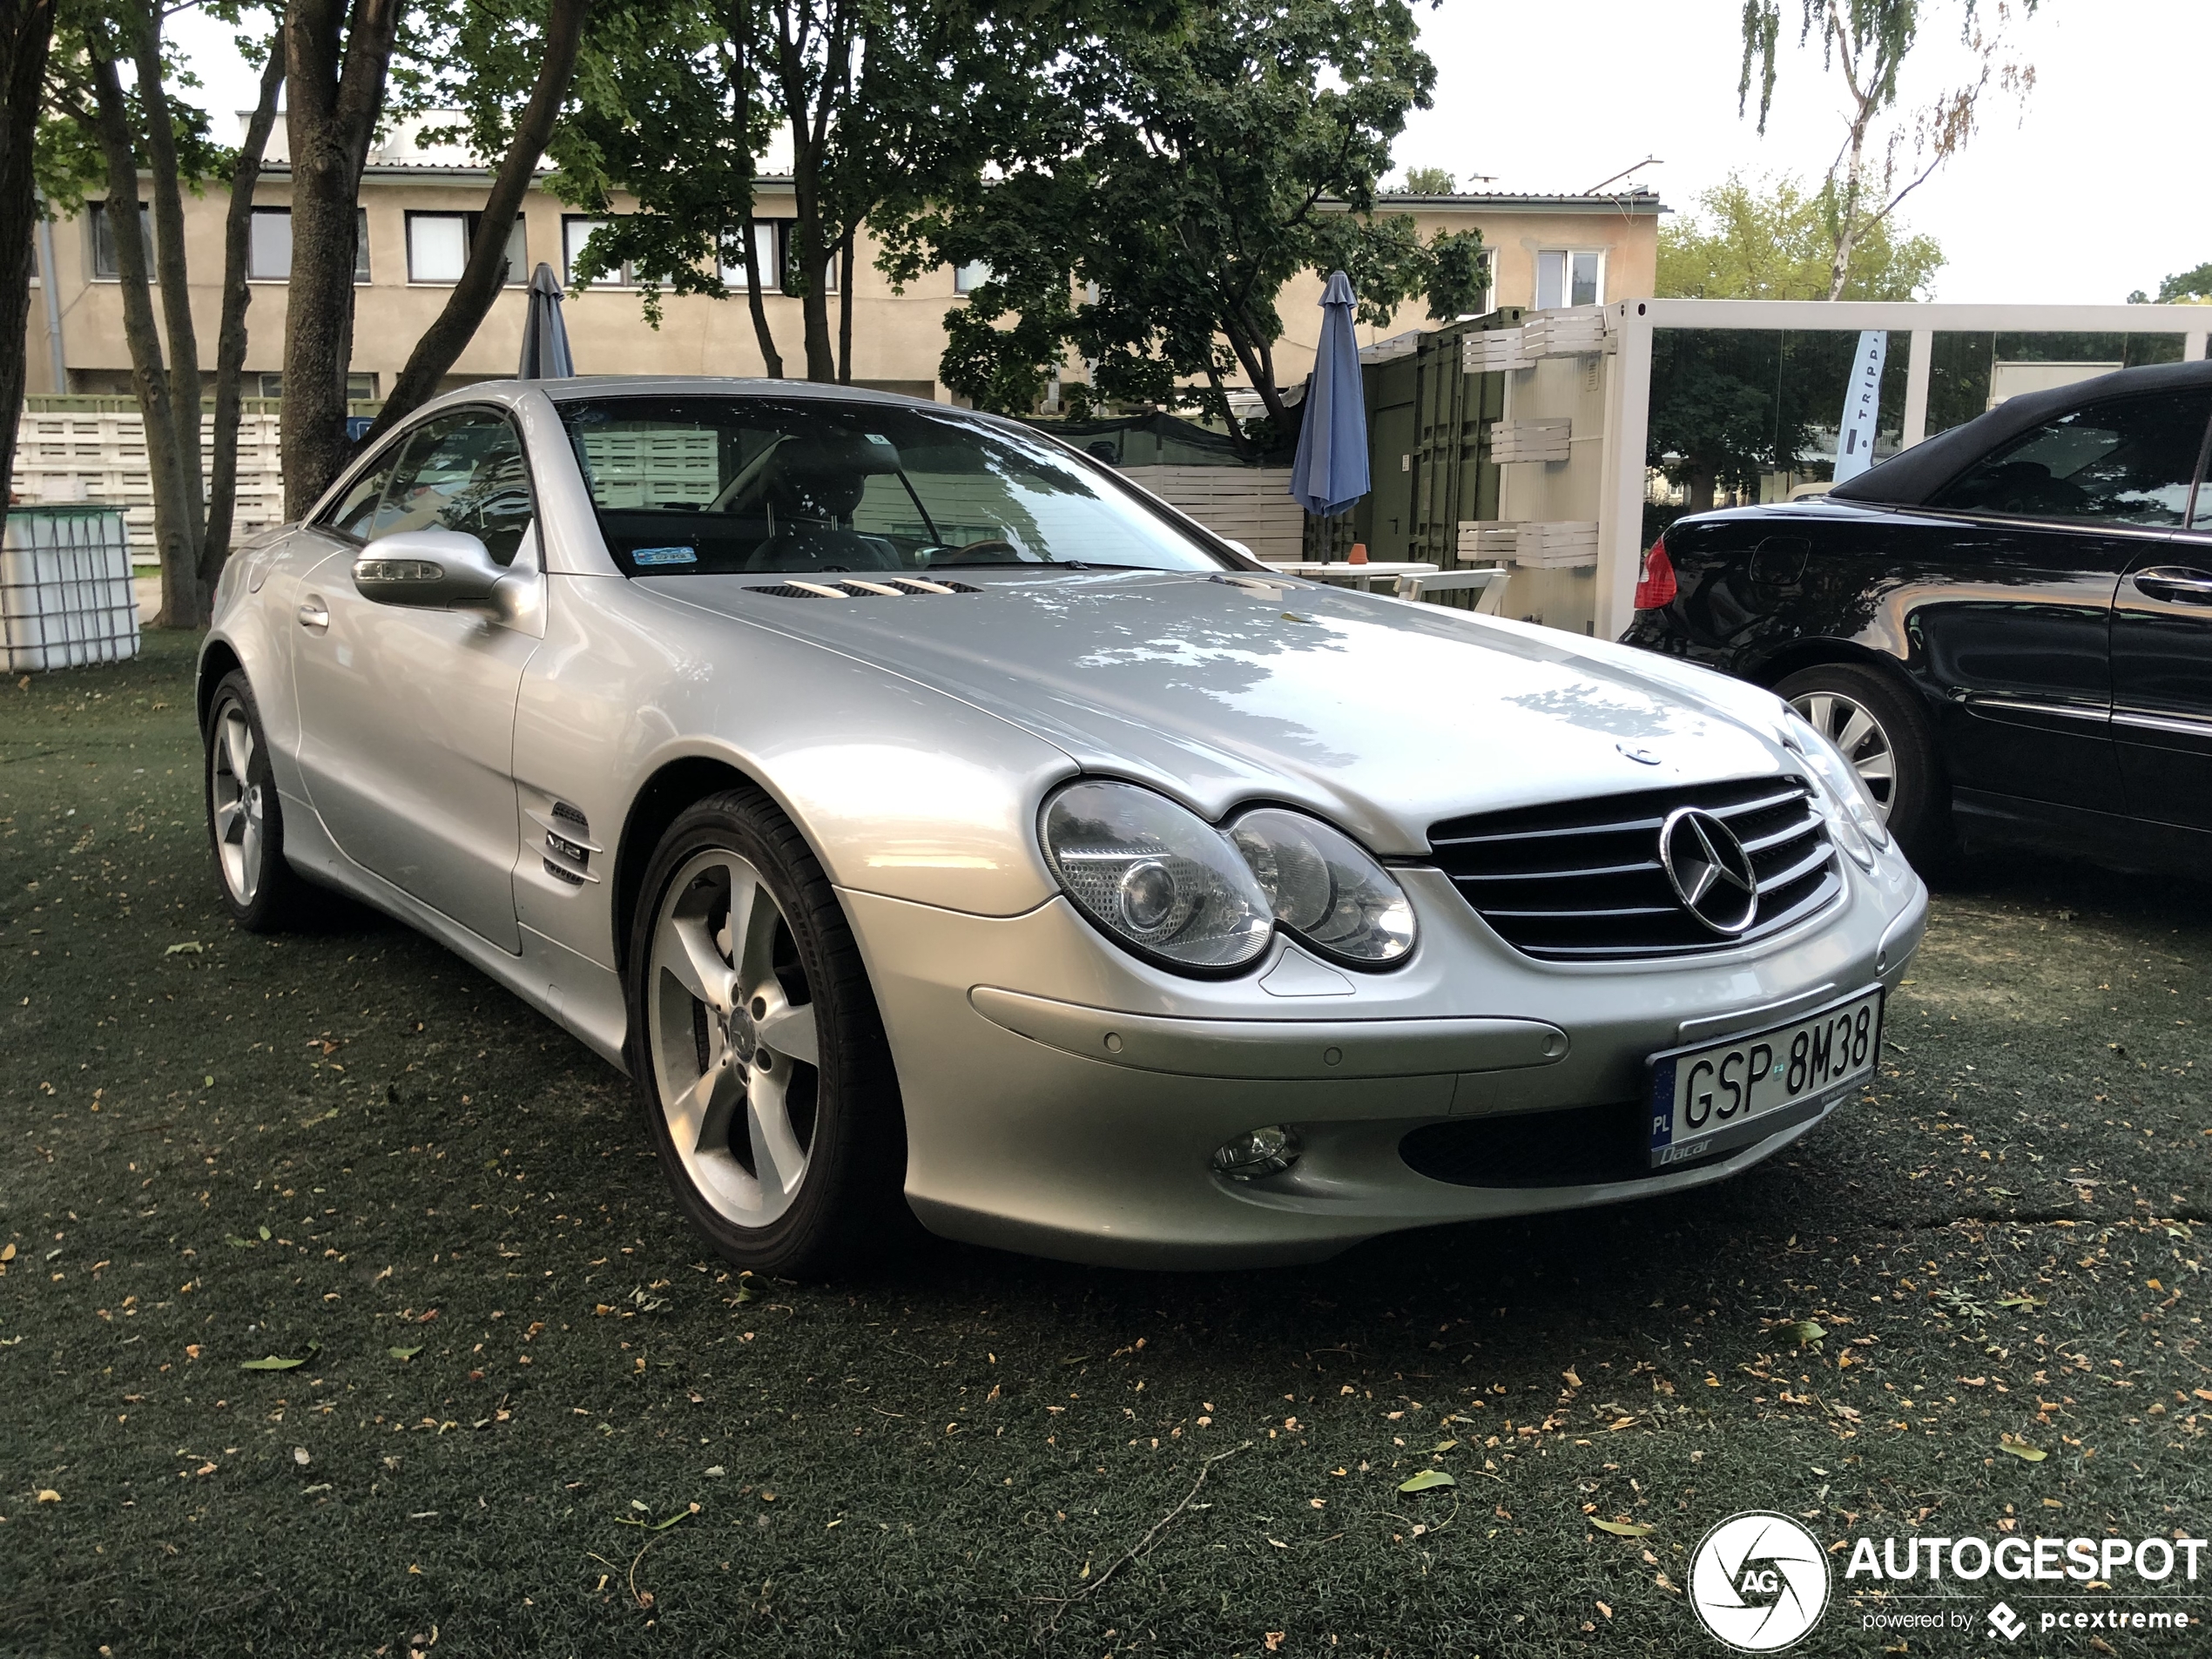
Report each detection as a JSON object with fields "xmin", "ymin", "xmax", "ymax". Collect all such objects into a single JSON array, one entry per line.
[{"xmin": 556, "ymin": 395, "xmax": 1233, "ymax": 577}]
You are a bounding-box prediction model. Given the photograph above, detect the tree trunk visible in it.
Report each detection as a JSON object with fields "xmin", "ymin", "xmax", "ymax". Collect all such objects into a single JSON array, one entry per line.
[
  {"xmin": 130, "ymin": 0, "xmax": 204, "ymax": 575},
  {"xmin": 1686, "ymin": 462, "xmax": 1716, "ymax": 514},
  {"xmin": 729, "ymin": 5, "xmax": 782, "ymax": 376},
  {"xmin": 88, "ymin": 53, "xmax": 199, "ymax": 630},
  {"xmin": 280, "ymin": 0, "xmax": 401, "ymax": 517},
  {"xmin": 203, "ymin": 37, "xmax": 287, "ymax": 589},
  {"xmin": 739, "ymin": 216, "xmax": 782, "ymax": 375},
  {"xmin": 362, "ymin": 0, "xmax": 590, "ymax": 447},
  {"xmin": 0, "ymin": 0, "xmax": 56, "ymax": 501}
]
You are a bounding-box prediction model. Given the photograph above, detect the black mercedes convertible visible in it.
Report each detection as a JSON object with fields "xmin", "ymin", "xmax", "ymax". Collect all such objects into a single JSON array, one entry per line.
[{"xmin": 1622, "ymin": 360, "xmax": 2212, "ymax": 875}]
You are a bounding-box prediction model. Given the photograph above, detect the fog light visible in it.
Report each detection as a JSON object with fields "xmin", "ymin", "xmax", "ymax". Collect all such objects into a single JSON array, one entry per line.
[{"xmin": 1211, "ymin": 1124, "xmax": 1301, "ymax": 1181}]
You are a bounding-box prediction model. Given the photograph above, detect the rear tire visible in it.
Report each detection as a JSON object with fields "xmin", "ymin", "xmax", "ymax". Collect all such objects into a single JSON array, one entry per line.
[
  {"xmin": 1774, "ymin": 662, "xmax": 1952, "ymax": 870},
  {"xmin": 624, "ymin": 788, "xmax": 909, "ymax": 1278},
  {"xmin": 204, "ymin": 671, "xmax": 313, "ymax": 932}
]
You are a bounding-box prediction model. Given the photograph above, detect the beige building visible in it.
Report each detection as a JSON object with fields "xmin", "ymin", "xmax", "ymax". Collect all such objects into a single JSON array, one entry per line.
[{"xmin": 25, "ymin": 115, "xmax": 1659, "ymax": 406}]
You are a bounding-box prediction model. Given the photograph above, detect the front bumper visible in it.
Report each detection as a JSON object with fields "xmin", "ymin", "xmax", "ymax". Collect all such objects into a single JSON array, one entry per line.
[{"xmin": 842, "ymin": 854, "xmax": 1928, "ymax": 1268}]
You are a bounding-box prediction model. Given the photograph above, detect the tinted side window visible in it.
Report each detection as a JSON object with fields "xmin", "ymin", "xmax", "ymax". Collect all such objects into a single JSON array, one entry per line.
[
  {"xmin": 323, "ymin": 455, "xmax": 400, "ymax": 540},
  {"xmin": 1929, "ymin": 390, "xmax": 2212, "ymax": 526},
  {"xmin": 371, "ymin": 411, "xmax": 536, "ymax": 565}
]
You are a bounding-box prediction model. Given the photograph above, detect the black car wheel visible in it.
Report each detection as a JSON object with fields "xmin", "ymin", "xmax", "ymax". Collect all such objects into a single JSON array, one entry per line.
[
  {"xmin": 1775, "ymin": 663, "xmax": 1950, "ymax": 869},
  {"xmin": 624, "ymin": 788, "xmax": 909, "ymax": 1278}
]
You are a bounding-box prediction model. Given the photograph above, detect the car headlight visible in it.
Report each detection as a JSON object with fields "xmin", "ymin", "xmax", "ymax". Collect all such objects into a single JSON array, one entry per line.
[
  {"xmin": 1227, "ymin": 807, "xmax": 1417, "ymax": 965},
  {"xmin": 1782, "ymin": 707, "xmax": 1891, "ymax": 867},
  {"xmin": 1040, "ymin": 782, "xmax": 1415, "ymax": 974},
  {"xmin": 1041, "ymin": 781, "xmax": 1276, "ymax": 970}
]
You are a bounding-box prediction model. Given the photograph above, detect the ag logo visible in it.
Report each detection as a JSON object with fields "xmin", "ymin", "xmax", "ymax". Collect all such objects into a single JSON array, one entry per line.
[{"xmin": 1689, "ymin": 1511, "xmax": 1831, "ymax": 1651}]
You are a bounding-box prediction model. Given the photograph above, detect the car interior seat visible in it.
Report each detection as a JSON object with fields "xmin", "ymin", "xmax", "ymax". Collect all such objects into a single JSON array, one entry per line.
[{"xmin": 743, "ymin": 431, "xmax": 904, "ymax": 573}]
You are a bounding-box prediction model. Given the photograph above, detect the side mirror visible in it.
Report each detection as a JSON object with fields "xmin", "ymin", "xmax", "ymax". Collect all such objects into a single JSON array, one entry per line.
[{"xmin": 353, "ymin": 529, "xmax": 505, "ymax": 610}]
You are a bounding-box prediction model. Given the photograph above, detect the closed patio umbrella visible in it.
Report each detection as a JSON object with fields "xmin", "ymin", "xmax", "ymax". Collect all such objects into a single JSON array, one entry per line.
[
  {"xmin": 518, "ymin": 261, "xmax": 575, "ymax": 380},
  {"xmin": 1287, "ymin": 270, "xmax": 1369, "ymax": 518}
]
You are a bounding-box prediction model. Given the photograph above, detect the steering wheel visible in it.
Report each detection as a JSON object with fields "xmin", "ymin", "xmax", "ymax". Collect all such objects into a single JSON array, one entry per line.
[{"xmin": 929, "ymin": 538, "xmax": 1022, "ymax": 566}]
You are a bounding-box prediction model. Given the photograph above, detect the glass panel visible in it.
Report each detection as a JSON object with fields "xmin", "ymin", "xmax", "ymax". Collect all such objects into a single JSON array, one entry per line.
[
  {"xmin": 248, "ymin": 209, "xmax": 291, "ymax": 280},
  {"xmin": 373, "ymin": 412, "xmax": 536, "ymax": 563},
  {"xmin": 1925, "ymin": 389, "xmax": 2212, "ymax": 526},
  {"xmin": 954, "ymin": 260, "xmax": 992, "ymax": 293},
  {"xmin": 91, "ymin": 201, "xmax": 154, "ymax": 280},
  {"xmin": 355, "ymin": 208, "xmax": 371, "ymax": 282},
  {"xmin": 408, "ymin": 214, "xmax": 469, "ymax": 283},
  {"xmin": 563, "ymin": 217, "xmax": 606, "ymax": 283},
  {"xmin": 1925, "ymin": 332, "xmax": 2190, "ymax": 440},
  {"xmin": 1642, "ymin": 327, "xmax": 1916, "ymax": 536},
  {"xmin": 1534, "ymin": 250, "xmax": 1564, "ymax": 311},
  {"xmin": 1568, "ymin": 250, "xmax": 1600, "ymax": 307},
  {"xmin": 557, "ymin": 395, "xmax": 1232, "ymax": 577},
  {"xmin": 499, "ymin": 217, "xmax": 527, "ymax": 286},
  {"xmin": 325, "ymin": 458, "xmax": 398, "ymax": 539},
  {"xmin": 717, "ymin": 221, "xmax": 780, "ymax": 291}
]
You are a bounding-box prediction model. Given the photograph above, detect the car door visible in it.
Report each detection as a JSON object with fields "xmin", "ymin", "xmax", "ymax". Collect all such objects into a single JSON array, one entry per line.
[
  {"xmin": 1914, "ymin": 386, "xmax": 2212, "ymax": 816},
  {"xmin": 2112, "ymin": 418, "xmax": 2212, "ymax": 830},
  {"xmin": 291, "ymin": 407, "xmax": 543, "ymax": 953}
]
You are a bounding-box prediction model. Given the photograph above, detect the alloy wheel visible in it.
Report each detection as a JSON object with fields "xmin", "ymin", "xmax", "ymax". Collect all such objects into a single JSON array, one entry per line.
[
  {"xmin": 1790, "ymin": 689, "xmax": 1897, "ymax": 819},
  {"xmin": 210, "ymin": 701, "xmax": 266, "ymax": 905},
  {"xmin": 644, "ymin": 849, "xmax": 821, "ymax": 1229}
]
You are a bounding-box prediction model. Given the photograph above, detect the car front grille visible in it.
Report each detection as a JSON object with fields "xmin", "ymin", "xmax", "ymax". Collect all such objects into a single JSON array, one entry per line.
[{"xmin": 1428, "ymin": 775, "xmax": 1840, "ymax": 961}]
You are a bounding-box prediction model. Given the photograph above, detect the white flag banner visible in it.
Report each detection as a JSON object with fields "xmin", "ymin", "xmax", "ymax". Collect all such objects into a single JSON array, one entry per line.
[{"xmin": 1832, "ymin": 330, "xmax": 1888, "ymax": 483}]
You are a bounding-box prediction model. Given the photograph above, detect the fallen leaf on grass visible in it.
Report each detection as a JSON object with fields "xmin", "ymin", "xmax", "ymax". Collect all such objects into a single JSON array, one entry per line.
[
  {"xmin": 224, "ymin": 1236, "xmax": 261, "ymax": 1250},
  {"xmin": 240, "ymin": 1351, "xmax": 313, "ymax": 1372},
  {"xmin": 1781, "ymin": 1320, "xmax": 1826, "ymax": 1348},
  {"xmin": 1430, "ymin": 1439, "xmax": 1460, "ymax": 1453},
  {"xmin": 1590, "ymin": 1517, "xmax": 1655, "ymax": 1537},
  {"xmin": 1996, "ymin": 1294, "xmax": 2047, "ymax": 1311},
  {"xmin": 164, "ymin": 941, "xmax": 203, "ymax": 955},
  {"xmin": 389, "ymin": 1346, "xmax": 423, "ymax": 1361},
  {"xmin": 1397, "ymin": 1470, "xmax": 1456, "ymax": 1494},
  {"xmin": 0, "ymin": 1244, "xmax": 14, "ymax": 1264},
  {"xmin": 36, "ymin": 1489, "xmax": 59, "ymax": 1503},
  {"xmin": 1999, "ymin": 1439, "xmax": 2047, "ymax": 1462}
]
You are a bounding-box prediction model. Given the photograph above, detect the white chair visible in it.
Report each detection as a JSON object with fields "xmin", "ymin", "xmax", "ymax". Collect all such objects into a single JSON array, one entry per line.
[{"xmin": 1393, "ymin": 565, "xmax": 1511, "ymax": 614}]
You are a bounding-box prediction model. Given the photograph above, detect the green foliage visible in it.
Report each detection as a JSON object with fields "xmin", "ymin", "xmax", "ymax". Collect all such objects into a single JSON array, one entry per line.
[
  {"xmin": 880, "ymin": 0, "xmax": 1439, "ymax": 422},
  {"xmin": 1399, "ymin": 165, "xmax": 1455, "ymax": 194},
  {"xmin": 1425, "ymin": 228, "xmax": 1487, "ymax": 321},
  {"xmin": 2128, "ymin": 262, "xmax": 2212, "ymax": 306},
  {"xmin": 1657, "ymin": 171, "xmax": 1942, "ymax": 302}
]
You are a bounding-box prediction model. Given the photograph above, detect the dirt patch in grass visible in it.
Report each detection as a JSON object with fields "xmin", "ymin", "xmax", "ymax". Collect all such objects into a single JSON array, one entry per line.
[{"xmin": 3, "ymin": 635, "xmax": 2208, "ymax": 1656}]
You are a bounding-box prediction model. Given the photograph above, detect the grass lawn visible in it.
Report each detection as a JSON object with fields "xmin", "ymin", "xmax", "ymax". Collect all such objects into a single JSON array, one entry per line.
[{"xmin": 3, "ymin": 631, "xmax": 2208, "ymax": 1657}]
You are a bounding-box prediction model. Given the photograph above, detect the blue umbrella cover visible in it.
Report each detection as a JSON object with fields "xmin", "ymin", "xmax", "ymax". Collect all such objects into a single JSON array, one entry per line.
[{"xmin": 1288, "ymin": 270, "xmax": 1370, "ymax": 518}]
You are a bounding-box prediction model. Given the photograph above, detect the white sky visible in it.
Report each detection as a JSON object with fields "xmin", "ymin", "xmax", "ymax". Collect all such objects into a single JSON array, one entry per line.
[
  {"xmin": 172, "ymin": 0, "xmax": 2201, "ymax": 304},
  {"xmin": 1396, "ymin": 0, "xmax": 2203, "ymax": 304}
]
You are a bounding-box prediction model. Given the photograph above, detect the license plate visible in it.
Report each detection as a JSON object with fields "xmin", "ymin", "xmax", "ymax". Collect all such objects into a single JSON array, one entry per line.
[{"xmin": 1647, "ymin": 988, "xmax": 1883, "ymax": 1169}]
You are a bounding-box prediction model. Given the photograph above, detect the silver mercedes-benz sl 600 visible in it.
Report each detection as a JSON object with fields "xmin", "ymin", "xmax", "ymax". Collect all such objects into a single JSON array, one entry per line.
[{"xmin": 199, "ymin": 379, "xmax": 1926, "ymax": 1274}]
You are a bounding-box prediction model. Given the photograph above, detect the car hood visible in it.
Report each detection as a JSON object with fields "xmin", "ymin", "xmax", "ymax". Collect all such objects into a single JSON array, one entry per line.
[{"xmin": 643, "ymin": 569, "xmax": 1798, "ymax": 855}]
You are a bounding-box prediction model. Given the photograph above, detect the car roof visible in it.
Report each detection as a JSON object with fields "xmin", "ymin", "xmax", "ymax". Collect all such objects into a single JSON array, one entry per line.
[{"xmin": 1831, "ymin": 356, "xmax": 2212, "ymax": 507}]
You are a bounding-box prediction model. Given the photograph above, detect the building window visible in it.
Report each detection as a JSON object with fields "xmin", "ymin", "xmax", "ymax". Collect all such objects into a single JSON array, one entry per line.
[
  {"xmin": 1535, "ymin": 248, "xmax": 1602, "ymax": 310},
  {"xmin": 717, "ymin": 221, "xmax": 782, "ymax": 292},
  {"xmin": 243, "ymin": 206, "xmax": 372, "ymax": 282},
  {"xmin": 408, "ymin": 212, "xmax": 527, "ymax": 285},
  {"xmin": 954, "ymin": 260, "xmax": 992, "ymax": 294},
  {"xmin": 257, "ymin": 371, "xmax": 378, "ymax": 399},
  {"xmin": 563, "ymin": 216, "xmax": 634, "ymax": 287},
  {"xmin": 89, "ymin": 200, "xmax": 154, "ymax": 280}
]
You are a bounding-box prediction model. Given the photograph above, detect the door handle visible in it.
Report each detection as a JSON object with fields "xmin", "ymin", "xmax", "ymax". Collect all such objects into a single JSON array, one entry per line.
[
  {"xmin": 2132, "ymin": 567, "xmax": 2212, "ymax": 606},
  {"xmin": 297, "ymin": 597, "xmax": 330, "ymax": 631}
]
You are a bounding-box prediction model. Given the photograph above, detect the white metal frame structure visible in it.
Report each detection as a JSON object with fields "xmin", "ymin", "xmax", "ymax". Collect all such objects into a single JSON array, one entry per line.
[{"xmin": 1591, "ymin": 299, "xmax": 2212, "ymax": 639}]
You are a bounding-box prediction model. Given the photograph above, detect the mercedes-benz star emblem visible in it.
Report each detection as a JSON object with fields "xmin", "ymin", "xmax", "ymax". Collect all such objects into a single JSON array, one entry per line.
[{"xmin": 1659, "ymin": 806, "xmax": 1759, "ymax": 934}]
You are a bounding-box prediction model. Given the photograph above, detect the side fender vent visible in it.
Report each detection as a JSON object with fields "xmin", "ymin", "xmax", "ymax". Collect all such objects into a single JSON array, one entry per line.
[{"xmin": 529, "ymin": 801, "xmax": 600, "ymax": 886}]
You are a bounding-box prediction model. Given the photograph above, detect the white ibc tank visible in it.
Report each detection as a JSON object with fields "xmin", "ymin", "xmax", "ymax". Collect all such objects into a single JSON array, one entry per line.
[{"xmin": 2, "ymin": 506, "xmax": 142, "ymax": 672}]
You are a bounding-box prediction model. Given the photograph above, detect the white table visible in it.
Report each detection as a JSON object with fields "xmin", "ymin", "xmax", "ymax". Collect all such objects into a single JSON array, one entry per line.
[{"xmin": 1259, "ymin": 560, "xmax": 1439, "ymax": 591}]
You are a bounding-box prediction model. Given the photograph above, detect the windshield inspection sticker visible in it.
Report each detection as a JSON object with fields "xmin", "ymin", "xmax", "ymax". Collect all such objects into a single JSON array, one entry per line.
[{"xmin": 631, "ymin": 546, "xmax": 698, "ymax": 567}]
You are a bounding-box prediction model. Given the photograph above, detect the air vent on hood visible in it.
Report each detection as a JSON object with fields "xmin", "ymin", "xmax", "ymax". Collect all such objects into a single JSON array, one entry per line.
[{"xmin": 748, "ymin": 577, "xmax": 981, "ymax": 599}]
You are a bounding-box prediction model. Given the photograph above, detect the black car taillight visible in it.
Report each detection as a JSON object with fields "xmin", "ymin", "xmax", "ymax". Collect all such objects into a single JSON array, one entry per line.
[{"xmin": 1634, "ymin": 535, "xmax": 1677, "ymax": 610}]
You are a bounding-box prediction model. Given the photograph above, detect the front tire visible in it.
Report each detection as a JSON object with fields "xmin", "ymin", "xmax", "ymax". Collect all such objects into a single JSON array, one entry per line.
[
  {"xmin": 1775, "ymin": 662, "xmax": 1951, "ymax": 869},
  {"xmin": 204, "ymin": 671, "xmax": 311, "ymax": 932},
  {"xmin": 624, "ymin": 789, "xmax": 907, "ymax": 1278}
]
